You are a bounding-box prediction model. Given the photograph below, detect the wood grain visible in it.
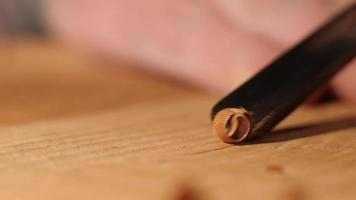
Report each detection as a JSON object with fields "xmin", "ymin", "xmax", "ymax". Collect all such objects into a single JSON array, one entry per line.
[{"xmin": 0, "ymin": 39, "xmax": 356, "ymax": 200}]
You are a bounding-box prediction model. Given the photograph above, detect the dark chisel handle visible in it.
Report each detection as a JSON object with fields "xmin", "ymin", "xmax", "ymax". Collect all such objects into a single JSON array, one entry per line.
[{"xmin": 212, "ymin": 3, "xmax": 356, "ymax": 144}]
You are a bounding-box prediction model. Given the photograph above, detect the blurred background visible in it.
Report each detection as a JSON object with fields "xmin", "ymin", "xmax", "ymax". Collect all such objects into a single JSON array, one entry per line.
[{"xmin": 0, "ymin": 0, "xmax": 355, "ymax": 101}]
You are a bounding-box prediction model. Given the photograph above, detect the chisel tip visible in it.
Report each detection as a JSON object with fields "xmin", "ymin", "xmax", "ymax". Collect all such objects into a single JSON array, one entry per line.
[{"xmin": 213, "ymin": 107, "xmax": 251, "ymax": 143}]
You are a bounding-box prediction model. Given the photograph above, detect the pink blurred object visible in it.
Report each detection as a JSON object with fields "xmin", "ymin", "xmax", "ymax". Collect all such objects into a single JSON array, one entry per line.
[{"xmin": 44, "ymin": 0, "xmax": 356, "ymax": 100}]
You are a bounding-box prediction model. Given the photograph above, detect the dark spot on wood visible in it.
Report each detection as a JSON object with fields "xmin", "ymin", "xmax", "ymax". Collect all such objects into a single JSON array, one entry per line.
[
  {"xmin": 174, "ymin": 183, "xmax": 204, "ymax": 200},
  {"xmin": 266, "ymin": 164, "xmax": 284, "ymax": 173}
]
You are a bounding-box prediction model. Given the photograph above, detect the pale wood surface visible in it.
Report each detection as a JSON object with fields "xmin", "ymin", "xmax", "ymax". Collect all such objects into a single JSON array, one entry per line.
[{"xmin": 0, "ymin": 39, "xmax": 356, "ymax": 200}]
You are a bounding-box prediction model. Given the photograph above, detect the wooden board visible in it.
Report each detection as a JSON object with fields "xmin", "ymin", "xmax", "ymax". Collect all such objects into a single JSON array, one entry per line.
[{"xmin": 0, "ymin": 39, "xmax": 356, "ymax": 200}]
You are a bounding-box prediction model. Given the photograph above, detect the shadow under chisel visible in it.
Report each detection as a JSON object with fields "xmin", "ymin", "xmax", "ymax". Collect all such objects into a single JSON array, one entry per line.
[{"xmin": 211, "ymin": 3, "xmax": 356, "ymax": 144}]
